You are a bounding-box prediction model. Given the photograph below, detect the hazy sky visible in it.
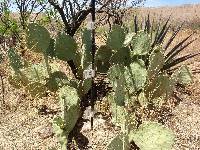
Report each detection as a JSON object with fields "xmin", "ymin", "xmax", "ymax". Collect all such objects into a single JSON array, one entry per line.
[{"xmin": 144, "ymin": 0, "xmax": 200, "ymax": 7}]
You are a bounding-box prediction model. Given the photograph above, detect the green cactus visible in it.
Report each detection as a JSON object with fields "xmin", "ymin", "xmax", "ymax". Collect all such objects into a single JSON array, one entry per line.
[
  {"xmin": 95, "ymin": 45, "xmax": 112, "ymax": 73},
  {"xmin": 27, "ymin": 23, "xmax": 50, "ymax": 53},
  {"xmin": 131, "ymin": 31, "xmax": 151, "ymax": 56},
  {"xmin": 21, "ymin": 63, "xmax": 49, "ymax": 84},
  {"xmin": 123, "ymin": 32, "xmax": 135, "ymax": 47},
  {"xmin": 26, "ymin": 82, "xmax": 47, "ymax": 98},
  {"xmin": 107, "ymin": 25, "xmax": 125, "ymax": 50},
  {"xmin": 110, "ymin": 47, "xmax": 131, "ymax": 66},
  {"xmin": 53, "ymin": 85, "xmax": 80, "ymax": 149},
  {"xmin": 82, "ymin": 78, "xmax": 92, "ymax": 95},
  {"xmin": 129, "ymin": 121, "xmax": 175, "ymax": 150},
  {"xmin": 82, "ymin": 29, "xmax": 92, "ymax": 70},
  {"xmin": 46, "ymin": 38, "xmax": 55, "ymax": 58},
  {"xmin": 147, "ymin": 46, "xmax": 165, "ymax": 79},
  {"xmin": 176, "ymin": 65, "xmax": 193, "ymax": 85},
  {"xmin": 145, "ymin": 74, "xmax": 174, "ymax": 101},
  {"xmin": 55, "ymin": 33, "xmax": 77, "ymax": 61},
  {"xmin": 108, "ymin": 93, "xmax": 127, "ymax": 127},
  {"xmin": 125, "ymin": 59, "xmax": 147, "ymax": 93},
  {"xmin": 46, "ymin": 71, "xmax": 69, "ymax": 92},
  {"xmin": 8, "ymin": 74, "xmax": 29, "ymax": 89},
  {"xmin": 107, "ymin": 134, "xmax": 130, "ymax": 150},
  {"xmin": 8, "ymin": 48, "xmax": 23, "ymax": 73},
  {"xmin": 0, "ymin": 53, "xmax": 3, "ymax": 63}
]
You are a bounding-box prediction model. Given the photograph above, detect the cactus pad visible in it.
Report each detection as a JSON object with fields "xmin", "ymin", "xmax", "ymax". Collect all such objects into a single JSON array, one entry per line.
[
  {"xmin": 55, "ymin": 33, "xmax": 77, "ymax": 61},
  {"xmin": 129, "ymin": 121, "xmax": 175, "ymax": 150},
  {"xmin": 27, "ymin": 23, "xmax": 50, "ymax": 53},
  {"xmin": 107, "ymin": 25, "xmax": 125, "ymax": 50}
]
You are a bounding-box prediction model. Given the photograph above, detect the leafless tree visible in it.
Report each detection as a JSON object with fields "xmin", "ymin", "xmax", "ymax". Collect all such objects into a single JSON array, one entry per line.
[
  {"xmin": 48, "ymin": 0, "xmax": 146, "ymax": 36},
  {"xmin": 15, "ymin": 0, "xmax": 47, "ymax": 29}
]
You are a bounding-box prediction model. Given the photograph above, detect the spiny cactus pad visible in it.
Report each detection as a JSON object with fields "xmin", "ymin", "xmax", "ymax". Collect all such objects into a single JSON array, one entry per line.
[
  {"xmin": 53, "ymin": 85, "xmax": 80, "ymax": 149},
  {"xmin": 55, "ymin": 33, "xmax": 77, "ymax": 61},
  {"xmin": 8, "ymin": 48, "xmax": 23, "ymax": 73},
  {"xmin": 131, "ymin": 32, "xmax": 151, "ymax": 56},
  {"xmin": 125, "ymin": 59, "xmax": 147, "ymax": 92},
  {"xmin": 129, "ymin": 121, "xmax": 175, "ymax": 150},
  {"xmin": 27, "ymin": 23, "xmax": 50, "ymax": 53},
  {"xmin": 177, "ymin": 65, "xmax": 193, "ymax": 85},
  {"xmin": 107, "ymin": 134, "xmax": 130, "ymax": 150},
  {"xmin": 148, "ymin": 47, "xmax": 164, "ymax": 79},
  {"xmin": 107, "ymin": 25, "xmax": 125, "ymax": 50},
  {"xmin": 110, "ymin": 47, "xmax": 131, "ymax": 66},
  {"xmin": 82, "ymin": 29, "xmax": 92, "ymax": 70}
]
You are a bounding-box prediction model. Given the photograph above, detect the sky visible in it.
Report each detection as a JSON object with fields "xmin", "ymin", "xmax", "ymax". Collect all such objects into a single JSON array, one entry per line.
[{"xmin": 144, "ymin": 0, "xmax": 200, "ymax": 7}]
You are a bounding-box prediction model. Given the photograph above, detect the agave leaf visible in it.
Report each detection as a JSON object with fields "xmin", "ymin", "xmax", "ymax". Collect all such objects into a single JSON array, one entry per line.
[
  {"xmin": 27, "ymin": 23, "xmax": 50, "ymax": 53},
  {"xmin": 107, "ymin": 134, "xmax": 130, "ymax": 150},
  {"xmin": 165, "ymin": 34, "xmax": 192, "ymax": 59},
  {"xmin": 131, "ymin": 32, "xmax": 151, "ymax": 56},
  {"xmin": 163, "ymin": 52, "xmax": 200, "ymax": 70},
  {"xmin": 164, "ymin": 23, "xmax": 183, "ymax": 50},
  {"xmin": 129, "ymin": 121, "xmax": 175, "ymax": 150},
  {"xmin": 107, "ymin": 25, "xmax": 125, "ymax": 50},
  {"xmin": 165, "ymin": 38, "xmax": 195, "ymax": 64},
  {"xmin": 55, "ymin": 33, "xmax": 77, "ymax": 61}
]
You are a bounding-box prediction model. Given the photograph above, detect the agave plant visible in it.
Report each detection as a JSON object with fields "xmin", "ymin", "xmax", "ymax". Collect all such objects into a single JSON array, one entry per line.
[{"xmin": 133, "ymin": 15, "xmax": 200, "ymax": 72}]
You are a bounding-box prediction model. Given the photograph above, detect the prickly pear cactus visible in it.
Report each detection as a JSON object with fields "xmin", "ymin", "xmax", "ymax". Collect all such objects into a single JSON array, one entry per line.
[
  {"xmin": 55, "ymin": 33, "xmax": 77, "ymax": 61},
  {"xmin": 82, "ymin": 29, "xmax": 92, "ymax": 70},
  {"xmin": 95, "ymin": 45, "xmax": 112, "ymax": 73},
  {"xmin": 147, "ymin": 46, "xmax": 164, "ymax": 79},
  {"xmin": 53, "ymin": 85, "xmax": 80, "ymax": 150},
  {"xmin": 107, "ymin": 25, "xmax": 125, "ymax": 50},
  {"xmin": 8, "ymin": 48, "xmax": 23, "ymax": 73},
  {"xmin": 27, "ymin": 23, "xmax": 50, "ymax": 53},
  {"xmin": 125, "ymin": 59, "xmax": 147, "ymax": 93},
  {"xmin": 110, "ymin": 47, "xmax": 131, "ymax": 66},
  {"xmin": 131, "ymin": 31, "xmax": 151, "ymax": 56},
  {"xmin": 108, "ymin": 93, "xmax": 127, "ymax": 127},
  {"xmin": 129, "ymin": 121, "xmax": 175, "ymax": 150},
  {"xmin": 176, "ymin": 65, "xmax": 193, "ymax": 85},
  {"xmin": 107, "ymin": 134, "xmax": 130, "ymax": 150}
]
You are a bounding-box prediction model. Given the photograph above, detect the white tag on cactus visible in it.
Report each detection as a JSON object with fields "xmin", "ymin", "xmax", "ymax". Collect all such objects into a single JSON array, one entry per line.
[
  {"xmin": 83, "ymin": 65, "xmax": 95, "ymax": 79},
  {"xmin": 83, "ymin": 69, "xmax": 95, "ymax": 79},
  {"xmin": 87, "ymin": 21, "xmax": 95, "ymax": 30}
]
